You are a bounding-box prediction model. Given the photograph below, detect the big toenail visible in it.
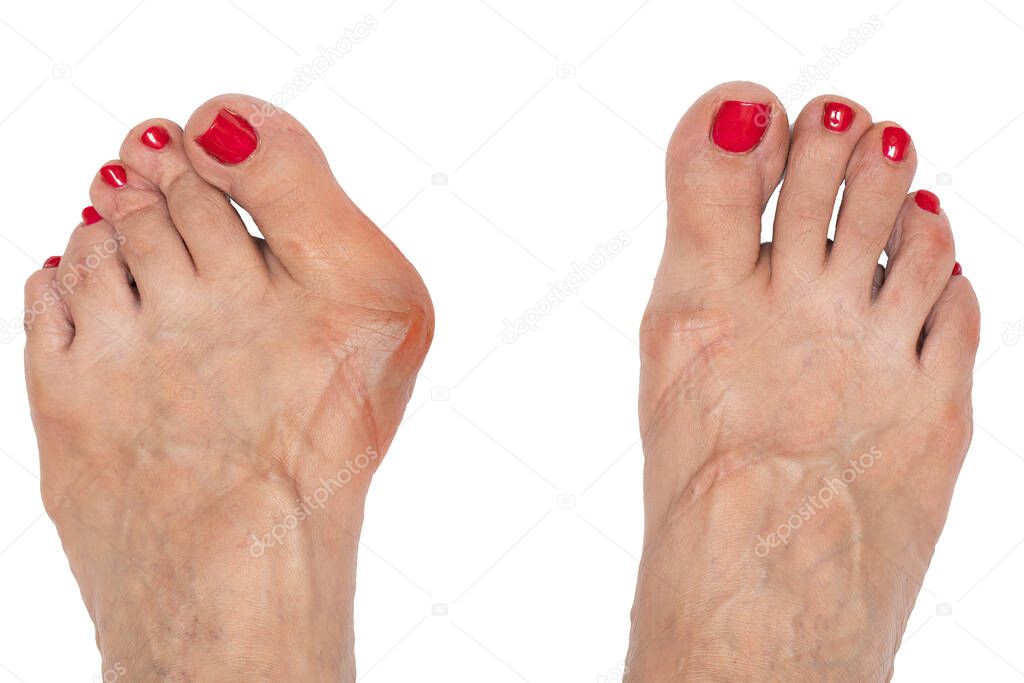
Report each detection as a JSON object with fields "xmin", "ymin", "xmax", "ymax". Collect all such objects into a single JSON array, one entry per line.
[
  {"xmin": 195, "ymin": 109, "xmax": 258, "ymax": 164},
  {"xmin": 823, "ymin": 101, "xmax": 854, "ymax": 132},
  {"xmin": 141, "ymin": 125, "xmax": 170, "ymax": 150},
  {"xmin": 914, "ymin": 190, "xmax": 940, "ymax": 214},
  {"xmin": 100, "ymin": 164, "xmax": 127, "ymax": 188},
  {"xmin": 42, "ymin": 256, "xmax": 60, "ymax": 269},
  {"xmin": 952, "ymin": 261, "xmax": 963, "ymax": 276},
  {"xmin": 881, "ymin": 126, "xmax": 911, "ymax": 162},
  {"xmin": 81, "ymin": 206, "xmax": 103, "ymax": 225},
  {"xmin": 711, "ymin": 100, "xmax": 771, "ymax": 153}
]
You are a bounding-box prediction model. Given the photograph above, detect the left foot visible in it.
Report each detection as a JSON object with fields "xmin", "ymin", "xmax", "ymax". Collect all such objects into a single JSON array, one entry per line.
[{"xmin": 25, "ymin": 95, "xmax": 433, "ymax": 681}]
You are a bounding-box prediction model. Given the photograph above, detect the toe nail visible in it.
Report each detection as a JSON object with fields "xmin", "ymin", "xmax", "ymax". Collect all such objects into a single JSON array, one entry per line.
[
  {"xmin": 81, "ymin": 206, "xmax": 103, "ymax": 225},
  {"xmin": 100, "ymin": 164, "xmax": 127, "ymax": 188},
  {"xmin": 952, "ymin": 261, "xmax": 962, "ymax": 276},
  {"xmin": 141, "ymin": 125, "xmax": 170, "ymax": 150},
  {"xmin": 882, "ymin": 126, "xmax": 911, "ymax": 162},
  {"xmin": 823, "ymin": 101, "xmax": 854, "ymax": 132},
  {"xmin": 711, "ymin": 101, "xmax": 772, "ymax": 153},
  {"xmin": 195, "ymin": 109, "xmax": 258, "ymax": 164},
  {"xmin": 43, "ymin": 256, "xmax": 61, "ymax": 269},
  {"xmin": 915, "ymin": 190, "xmax": 941, "ymax": 214}
]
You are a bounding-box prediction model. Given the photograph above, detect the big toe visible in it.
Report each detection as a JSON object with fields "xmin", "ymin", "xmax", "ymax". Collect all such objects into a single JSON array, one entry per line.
[
  {"xmin": 183, "ymin": 94, "xmax": 411, "ymax": 285},
  {"xmin": 658, "ymin": 81, "xmax": 789, "ymax": 294}
]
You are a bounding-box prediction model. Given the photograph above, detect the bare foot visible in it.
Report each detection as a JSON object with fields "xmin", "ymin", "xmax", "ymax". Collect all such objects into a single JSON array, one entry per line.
[
  {"xmin": 24, "ymin": 96, "xmax": 432, "ymax": 681},
  {"xmin": 627, "ymin": 83, "xmax": 978, "ymax": 681}
]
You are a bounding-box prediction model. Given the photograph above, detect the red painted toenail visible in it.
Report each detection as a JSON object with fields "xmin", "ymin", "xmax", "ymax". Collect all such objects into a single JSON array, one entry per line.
[
  {"xmin": 100, "ymin": 164, "xmax": 127, "ymax": 188},
  {"xmin": 43, "ymin": 256, "xmax": 61, "ymax": 269},
  {"xmin": 81, "ymin": 206, "xmax": 103, "ymax": 225},
  {"xmin": 711, "ymin": 101, "xmax": 772, "ymax": 153},
  {"xmin": 881, "ymin": 126, "xmax": 911, "ymax": 162},
  {"xmin": 195, "ymin": 109, "xmax": 258, "ymax": 164},
  {"xmin": 915, "ymin": 190, "xmax": 940, "ymax": 214},
  {"xmin": 823, "ymin": 101, "xmax": 854, "ymax": 132},
  {"xmin": 952, "ymin": 261, "xmax": 962, "ymax": 276},
  {"xmin": 141, "ymin": 125, "xmax": 170, "ymax": 150}
]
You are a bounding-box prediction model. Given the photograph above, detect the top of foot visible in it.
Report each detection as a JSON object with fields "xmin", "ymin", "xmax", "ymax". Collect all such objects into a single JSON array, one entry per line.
[
  {"xmin": 628, "ymin": 82, "xmax": 978, "ymax": 682},
  {"xmin": 24, "ymin": 95, "xmax": 433, "ymax": 680}
]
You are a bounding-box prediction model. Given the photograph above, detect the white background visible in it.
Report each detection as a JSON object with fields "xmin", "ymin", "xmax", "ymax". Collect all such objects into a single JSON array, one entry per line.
[{"xmin": 0, "ymin": 1, "xmax": 1021, "ymax": 681}]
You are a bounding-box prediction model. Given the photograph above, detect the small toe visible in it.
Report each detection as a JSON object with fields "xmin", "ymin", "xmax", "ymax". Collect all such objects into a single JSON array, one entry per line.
[
  {"xmin": 24, "ymin": 263, "xmax": 73, "ymax": 357},
  {"xmin": 119, "ymin": 119, "xmax": 265, "ymax": 278},
  {"xmin": 182, "ymin": 94, "xmax": 393, "ymax": 282},
  {"xmin": 920, "ymin": 274, "xmax": 980, "ymax": 376},
  {"xmin": 771, "ymin": 96, "xmax": 872, "ymax": 285},
  {"xmin": 875, "ymin": 191, "xmax": 956, "ymax": 353},
  {"xmin": 51, "ymin": 216, "xmax": 135, "ymax": 341},
  {"xmin": 828, "ymin": 122, "xmax": 917, "ymax": 293},
  {"xmin": 658, "ymin": 81, "xmax": 789, "ymax": 292}
]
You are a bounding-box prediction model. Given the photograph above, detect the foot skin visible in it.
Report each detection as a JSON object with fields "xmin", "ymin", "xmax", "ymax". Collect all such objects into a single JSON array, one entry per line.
[
  {"xmin": 24, "ymin": 96, "xmax": 432, "ymax": 681},
  {"xmin": 627, "ymin": 83, "xmax": 979, "ymax": 681}
]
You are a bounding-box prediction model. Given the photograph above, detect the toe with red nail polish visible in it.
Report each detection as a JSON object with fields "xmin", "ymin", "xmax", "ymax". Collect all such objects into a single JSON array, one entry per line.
[
  {"xmin": 823, "ymin": 101, "xmax": 854, "ymax": 132},
  {"xmin": 100, "ymin": 164, "xmax": 127, "ymax": 188},
  {"xmin": 82, "ymin": 206, "xmax": 103, "ymax": 225},
  {"xmin": 711, "ymin": 100, "xmax": 772, "ymax": 153},
  {"xmin": 43, "ymin": 256, "xmax": 61, "ymax": 269},
  {"xmin": 915, "ymin": 190, "xmax": 940, "ymax": 215},
  {"xmin": 882, "ymin": 126, "xmax": 911, "ymax": 162},
  {"xmin": 195, "ymin": 109, "xmax": 258, "ymax": 165},
  {"xmin": 952, "ymin": 262, "xmax": 962, "ymax": 276},
  {"xmin": 141, "ymin": 125, "xmax": 170, "ymax": 150}
]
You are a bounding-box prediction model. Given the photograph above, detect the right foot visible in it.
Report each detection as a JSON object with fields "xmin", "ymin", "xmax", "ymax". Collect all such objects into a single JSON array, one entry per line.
[
  {"xmin": 627, "ymin": 83, "xmax": 979, "ymax": 681},
  {"xmin": 25, "ymin": 96, "xmax": 432, "ymax": 681}
]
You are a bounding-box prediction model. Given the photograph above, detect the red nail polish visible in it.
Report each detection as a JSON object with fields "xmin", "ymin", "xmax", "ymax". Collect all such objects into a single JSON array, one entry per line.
[
  {"xmin": 100, "ymin": 164, "xmax": 127, "ymax": 188},
  {"xmin": 882, "ymin": 126, "xmax": 911, "ymax": 162},
  {"xmin": 915, "ymin": 190, "xmax": 940, "ymax": 215},
  {"xmin": 952, "ymin": 262, "xmax": 962, "ymax": 276},
  {"xmin": 81, "ymin": 206, "xmax": 103, "ymax": 225},
  {"xmin": 141, "ymin": 125, "xmax": 170, "ymax": 150},
  {"xmin": 711, "ymin": 101, "xmax": 771, "ymax": 153},
  {"xmin": 195, "ymin": 109, "xmax": 258, "ymax": 164},
  {"xmin": 823, "ymin": 101, "xmax": 854, "ymax": 132},
  {"xmin": 43, "ymin": 256, "xmax": 61, "ymax": 269}
]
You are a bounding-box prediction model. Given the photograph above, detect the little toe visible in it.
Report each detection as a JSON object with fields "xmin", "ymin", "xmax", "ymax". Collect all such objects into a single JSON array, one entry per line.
[
  {"xmin": 771, "ymin": 96, "xmax": 872, "ymax": 285},
  {"xmin": 828, "ymin": 122, "xmax": 917, "ymax": 293},
  {"xmin": 182, "ymin": 95, "xmax": 394, "ymax": 282},
  {"xmin": 659, "ymin": 81, "xmax": 789, "ymax": 292},
  {"xmin": 24, "ymin": 259, "xmax": 73, "ymax": 358},
  {"xmin": 51, "ymin": 216, "xmax": 135, "ymax": 341},
  {"xmin": 119, "ymin": 120, "xmax": 265, "ymax": 278},
  {"xmin": 920, "ymin": 272, "xmax": 980, "ymax": 379},
  {"xmin": 875, "ymin": 191, "xmax": 956, "ymax": 353}
]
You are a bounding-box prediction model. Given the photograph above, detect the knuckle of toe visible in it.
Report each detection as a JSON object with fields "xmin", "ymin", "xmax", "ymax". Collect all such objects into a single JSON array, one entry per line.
[
  {"xmin": 902, "ymin": 227, "xmax": 953, "ymax": 262},
  {"xmin": 782, "ymin": 188, "xmax": 833, "ymax": 225},
  {"xmin": 107, "ymin": 189, "xmax": 163, "ymax": 222},
  {"xmin": 640, "ymin": 305, "xmax": 734, "ymax": 361}
]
